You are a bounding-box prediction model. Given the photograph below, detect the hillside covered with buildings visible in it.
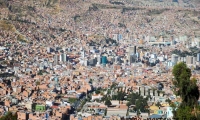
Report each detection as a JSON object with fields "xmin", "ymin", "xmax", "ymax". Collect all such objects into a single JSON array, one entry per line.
[{"xmin": 0, "ymin": 0, "xmax": 200, "ymax": 120}]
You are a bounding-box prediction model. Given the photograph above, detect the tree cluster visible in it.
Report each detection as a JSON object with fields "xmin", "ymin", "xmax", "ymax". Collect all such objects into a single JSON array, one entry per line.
[
  {"xmin": 172, "ymin": 62, "xmax": 200, "ymax": 119},
  {"xmin": 112, "ymin": 87, "xmax": 126, "ymax": 103},
  {"xmin": 0, "ymin": 111, "xmax": 17, "ymax": 120},
  {"xmin": 171, "ymin": 47, "xmax": 200, "ymax": 57},
  {"xmin": 126, "ymin": 92, "xmax": 149, "ymax": 113}
]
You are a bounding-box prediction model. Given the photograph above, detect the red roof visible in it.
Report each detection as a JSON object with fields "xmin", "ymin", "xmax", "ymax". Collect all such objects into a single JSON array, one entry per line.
[{"xmin": 51, "ymin": 105, "xmax": 58, "ymax": 109}]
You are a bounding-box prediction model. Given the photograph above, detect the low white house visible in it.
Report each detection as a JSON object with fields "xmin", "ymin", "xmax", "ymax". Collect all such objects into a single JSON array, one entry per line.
[{"xmin": 91, "ymin": 94, "xmax": 103, "ymax": 101}]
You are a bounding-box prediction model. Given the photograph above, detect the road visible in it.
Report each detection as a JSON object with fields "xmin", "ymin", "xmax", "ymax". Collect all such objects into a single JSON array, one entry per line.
[{"xmin": 72, "ymin": 96, "xmax": 86, "ymax": 113}]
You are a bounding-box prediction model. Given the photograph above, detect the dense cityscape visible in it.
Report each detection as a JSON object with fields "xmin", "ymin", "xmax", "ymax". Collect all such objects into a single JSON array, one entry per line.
[{"xmin": 0, "ymin": 0, "xmax": 200, "ymax": 120}]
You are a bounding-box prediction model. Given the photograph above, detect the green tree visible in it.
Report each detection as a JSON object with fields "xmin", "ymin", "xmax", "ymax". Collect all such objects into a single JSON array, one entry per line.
[
  {"xmin": 107, "ymin": 89, "xmax": 111, "ymax": 94},
  {"xmin": 155, "ymin": 102, "xmax": 161, "ymax": 107},
  {"xmin": 68, "ymin": 98, "xmax": 77, "ymax": 104},
  {"xmin": 37, "ymin": 70, "xmax": 43, "ymax": 75},
  {"xmin": 101, "ymin": 95, "xmax": 107, "ymax": 102},
  {"xmin": 176, "ymin": 106, "xmax": 197, "ymax": 120},
  {"xmin": 105, "ymin": 99, "xmax": 112, "ymax": 106},
  {"xmin": 126, "ymin": 92, "xmax": 148, "ymax": 112},
  {"xmin": 135, "ymin": 98, "xmax": 148, "ymax": 112},
  {"xmin": 116, "ymin": 91, "xmax": 126, "ymax": 103},
  {"xmin": 172, "ymin": 62, "xmax": 199, "ymax": 107},
  {"xmin": 89, "ymin": 79, "xmax": 93, "ymax": 84},
  {"xmin": 95, "ymin": 89, "xmax": 101, "ymax": 94},
  {"xmin": 165, "ymin": 98, "xmax": 172, "ymax": 104},
  {"xmin": 172, "ymin": 62, "xmax": 199, "ymax": 119},
  {"xmin": 126, "ymin": 107, "xmax": 129, "ymax": 116},
  {"xmin": 104, "ymin": 109, "xmax": 107, "ymax": 116},
  {"xmin": 110, "ymin": 83, "xmax": 117, "ymax": 89},
  {"xmin": 0, "ymin": 111, "xmax": 17, "ymax": 120}
]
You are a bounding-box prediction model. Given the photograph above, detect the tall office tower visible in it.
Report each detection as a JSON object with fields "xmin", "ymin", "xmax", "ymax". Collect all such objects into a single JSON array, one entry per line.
[
  {"xmin": 193, "ymin": 57, "xmax": 196, "ymax": 65},
  {"xmin": 47, "ymin": 47, "xmax": 53, "ymax": 53},
  {"xmin": 129, "ymin": 54, "xmax": 137, "ymax": 64},
  {"xmin": 186, "ymin": 56, "xmax": 193, "ymax": 65},
  {"xmin": 118, "ymin": 34, "xmax": 123, "ymax": 41},
  {"xmin": 54, "ymin": 54, "xmax": 58, "ymax": 65},
  {"xmin": 140, "ymin": 51, "xmax": 144, "ymax": 60},
  {"xmin": 145, "ymin": 87, "xmax": 149, "ymax": 96},
  {"xmin": 150, "ymin": 53, "xmax": 157, "ymax": 59},
  {"xmin": 197, "ymin": 41, "xmax": 200, "ymax": 48},
  {"xmin": 81, "ymin": 50, "xmax": 85, "ymax": 59},
  {"xmin": 59, "ymin": 54, "xmax": 62, "ymax": 62},
  {"xmin": 96, "ymin": 54, "xmax": 102, "ymax": 65},
  {"xmin": 134, "ymin": 46, "xmax": 136, "ymax": 54},
  {"xmin": 49, "ymin": 62, "xmax": 53, "ymax": 69},
  {"xmin": 129, "ymin": 46, "xmax": 137, "ymax": 55},
  {"xmin": 197, "ymin": 53, "xmax": 200, "ymax": 62},
  {"xmin": 101, "ymin": 56, "xmax": 107, "ymax": 65},
  {"xmin": 47, "ymin": 47, "xmax": 50, "ymax": 53},
  {"xmin": 139, "ymin": 87, "xmax": 145, "ymax": 96},
  {"xmin": 84, "ymin": 60, "xmax": 88, "ymax": 66},
  {"xmin": 59, "ymin": 53, "xmax": 67, "ymax": 63},
  {"xmin": 63, "ymin": 54, "xmax": 67, "ymax": 62},
  {"xmin": 115, "ymin": 56, "xmax": 120, "ymax": 63},
  {"xmin": 171, "ymin": 54, "xmax": 179, "ymax": 65}
]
